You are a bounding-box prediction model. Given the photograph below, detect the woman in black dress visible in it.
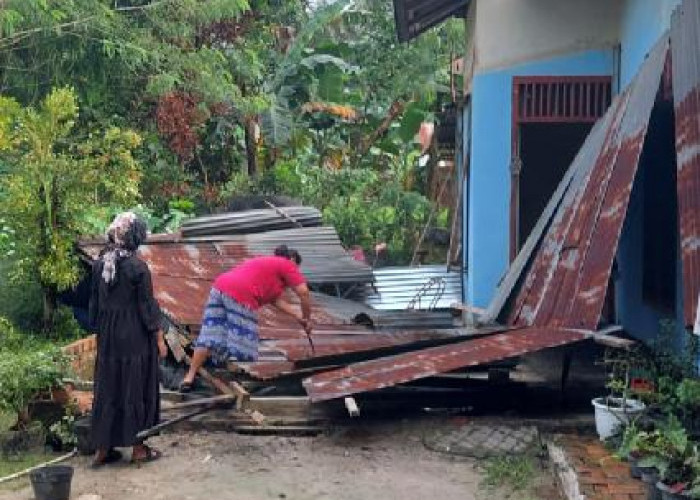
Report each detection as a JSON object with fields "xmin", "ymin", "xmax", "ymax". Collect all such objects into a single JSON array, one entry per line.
[{"xmin": 88, "ymin": 212, "xmax": 167, "ymax": 467}]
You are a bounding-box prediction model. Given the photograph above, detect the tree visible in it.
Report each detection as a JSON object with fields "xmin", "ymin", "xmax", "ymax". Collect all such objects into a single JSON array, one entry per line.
[{"xmin": 0, "ymin": 87, "xmax": 142, "ymax": 332}]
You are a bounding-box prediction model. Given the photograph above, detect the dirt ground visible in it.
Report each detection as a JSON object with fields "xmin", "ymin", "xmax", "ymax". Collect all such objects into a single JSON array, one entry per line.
[{"xmin": 0, "ymin": 417, "xmax": 561, "ymax": 500}]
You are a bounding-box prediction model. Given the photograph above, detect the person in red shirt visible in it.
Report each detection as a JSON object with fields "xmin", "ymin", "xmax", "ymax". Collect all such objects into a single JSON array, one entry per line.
[{"xmin": 179, "ymin": 245, "xmax": 312, "ymax": 392}]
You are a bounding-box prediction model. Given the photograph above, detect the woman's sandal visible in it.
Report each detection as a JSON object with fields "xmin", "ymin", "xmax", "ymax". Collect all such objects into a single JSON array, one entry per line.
[
  {"xmin": 131, "ymin": 446, "xmax": 162, "ymax": 465},
  {"xmin": 90, "ymin": 449, "xmax": 123, "ymax": 469},
  {"xmin": 178, "ymin": 380, "xmax": 194, "ymax": 393}
]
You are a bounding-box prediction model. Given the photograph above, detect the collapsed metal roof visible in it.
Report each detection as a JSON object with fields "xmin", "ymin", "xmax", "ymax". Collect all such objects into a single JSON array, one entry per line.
[
  {"xmin": 671, "ymin": 1, "xmax": 700, "ymax": 329},
  {"xmin": 302, "ymin": 15, "xmax": 691, "ymax": 400},
  {"xmin": 304, "ymin": 327, "xmax": 587, "ymax": 402},
  {"xmin": 79, "ymin": 226, "xmax": 374, "ymax": 327},
  {"xmin": 181, "ymin": 207, "xmax": 322, "ymax": 237},
  {"xmin": 508, "ymin": 35, "xmax": 668, "ymax": 330},
  {"xmin": 78, "ymin": 2, "xmax": 700, "ymax": 400}
]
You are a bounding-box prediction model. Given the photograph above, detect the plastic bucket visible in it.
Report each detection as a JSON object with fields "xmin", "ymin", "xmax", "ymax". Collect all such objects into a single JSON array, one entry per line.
[
  {"xmin": 592, "ymin": 397, "xmax": 645, "ymax": 440},
  {"xmin": 29, "ymin": 465, "xmax": 73, "ymax": 500},
  {"xmin": 74, "ymin": 416, "xmax": 94, "ymax": 456}
]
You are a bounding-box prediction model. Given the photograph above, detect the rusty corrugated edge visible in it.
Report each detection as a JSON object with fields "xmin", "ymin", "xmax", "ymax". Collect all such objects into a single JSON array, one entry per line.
[
  {"xmin": 554, "ymin": 36, "xmax": 669, "ymax": 328},
  {"xmin": 483, "ymin": 110, "xmax": 611, "ymax": 325},
  {"xmin": 508, "ymin": 36, "xmax": 669, "ymax": 330},
  {"xmin": 302, "ymin": 327, "xmax": 587, "ymax": 402},
  {"xmin": 672, "ymin": 0, "xmax": 700, "ymax": 328}
]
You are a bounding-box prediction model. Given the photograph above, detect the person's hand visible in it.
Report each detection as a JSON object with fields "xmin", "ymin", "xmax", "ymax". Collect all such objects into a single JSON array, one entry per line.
[
  {"xmin": 299, "ymin": 318, "xmax": 313, "ymax": 335},
  {"xmin": 157, "ymin": 336, "xmax": 168, "ymax": 359}
]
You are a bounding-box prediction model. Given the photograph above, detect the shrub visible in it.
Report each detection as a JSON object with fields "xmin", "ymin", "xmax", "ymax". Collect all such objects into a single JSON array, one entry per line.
[{"xmin": 0, "ymin": 318, "xmax": 68, "ymax": 423}]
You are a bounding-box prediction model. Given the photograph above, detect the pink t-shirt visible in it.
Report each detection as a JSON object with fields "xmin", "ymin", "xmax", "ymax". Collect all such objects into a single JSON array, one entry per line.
[{"xmin": 213, "ymin": 256, "xmax": 307, "ymax": 310}]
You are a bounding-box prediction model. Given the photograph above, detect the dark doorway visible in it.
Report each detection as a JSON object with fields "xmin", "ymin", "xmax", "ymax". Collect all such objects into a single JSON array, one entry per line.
[
  {"xmin": 509, "ymin": 76, "xmax": 612, "ymax": 259},
  {"xmin": 641, "ymin": 98, "xmax": 677, "ymax": 313},
  {"xmin": 517, "ymin": 122, "xmax": 592, "ymax": 248}
]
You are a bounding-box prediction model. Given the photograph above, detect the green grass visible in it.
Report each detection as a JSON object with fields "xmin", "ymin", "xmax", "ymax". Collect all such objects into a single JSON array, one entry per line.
[
  {"xmin": 0, "ymin": 452, "xmax": 55, "ymax": 478},
  {"xmin": 481, "ymin": 454, "xmax": 536, "ymax": 493}
]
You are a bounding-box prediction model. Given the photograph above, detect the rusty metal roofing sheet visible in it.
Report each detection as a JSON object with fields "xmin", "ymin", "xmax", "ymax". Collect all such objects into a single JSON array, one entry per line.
[
  {"xmin": 508, "ymin": 36, "xmax": 669, "ymax": 330},
  {"xmin": 263, "ymin": 330, "xmax": 460, "ymax": 362},
  {"xmin": 672, "ymin": 0, "xmax": 700, "ymax": 328},
  {"xmin": 79, "ymin": 228, "xmax": 374, "ymax": 328},
  {"xmin": 483, "ymin": 114, "xmax": 611, "ymax": 325},
  {"xmin": 363, "ymin": 265, "xmax": 462, "ymax": 311},
  {"xmin": 302, "ymin": 327, "xmax": 587, "ymax": 402}
]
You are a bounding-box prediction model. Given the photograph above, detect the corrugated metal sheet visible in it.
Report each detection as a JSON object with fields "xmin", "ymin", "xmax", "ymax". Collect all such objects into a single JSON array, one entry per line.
[
  {"xmin": 298, "ymin": 31, "xmax": 671, "ymax": 402},
  {"xmin": 81, "ymin": 227, "xmax": 373, "ymax": 288},
  {"xmin": 393, "ymin": 0, "xmax": 469, "ymax": 42},
  {"xmin": 508, "ymin": 36, "xmax": 669, "ymax": 330},
  {"xmin": 354, "ymin": 310, "xmax": 457, "ymax": 330},
  {"xmin": 181, "ymin": 207, "xmax": 322, "ymax": 236},
  {"xmin": 672, "ymin": 0, "xmax": 700, "ymax": 328},
  {"xmin": 363, "ymin": 265, "xmax": 462, "ymax": 310},
  {"xmin": 263, "ymin": 330, "xmax": 460, "ymax": 363},
  {"xmin": 483, "ymin": 115, "xmax": 612, "ymax": 325},
  {"xmin": 79, "ymin": 231, "xmax": 372, "ymax": 328},
  {"xmin": 303, "ymin": 327, "xmax": 587, "ymax": 402}
]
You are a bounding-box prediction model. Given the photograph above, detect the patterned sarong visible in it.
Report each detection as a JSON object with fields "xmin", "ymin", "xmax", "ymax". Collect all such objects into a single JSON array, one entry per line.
[{"xmin": 194, "ymin": 288, "xmax": 259, "ymax": 364}]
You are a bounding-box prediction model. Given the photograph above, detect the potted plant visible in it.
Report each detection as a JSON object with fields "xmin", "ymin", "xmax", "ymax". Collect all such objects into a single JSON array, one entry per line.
[
  {"xmin": 676, "ymin": 379, "xmax": 700, "ymax": 437},
  {"xmin": 635, "ymin": 416, "xmax": 693, "ymax": 499},
  {"xmin": 619, "ymin": 420, "xmax": 658, "ymax": 479},
  {"xmin": 0, "ymin": 333, "xmax": 67, "ymax": 456},
  {"xmin": 593, "ymin": 349, "xmax": 646, "ymax": 440}
]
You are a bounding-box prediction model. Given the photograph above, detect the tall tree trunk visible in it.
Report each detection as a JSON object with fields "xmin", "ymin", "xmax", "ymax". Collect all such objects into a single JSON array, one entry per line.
[{"xmin": 244, "ymin": 116, "xmax": 259, "ymax": 177}]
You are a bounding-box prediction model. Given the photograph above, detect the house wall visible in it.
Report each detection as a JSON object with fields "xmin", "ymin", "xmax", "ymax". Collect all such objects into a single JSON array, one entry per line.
[
  {"xmin": 614, "ymin": 0, "xmax": 684, "ymax": 346},
  {"xmin": 473, "ymin": 0, "xmax": 623, "ymax": 73},
  {"xmin": 466, "ymin": 50, "xmax": 615, "ymax": 307},
  {"xmin": 618, "ymin": 0, "xmax": 681, "ymax": 87}
]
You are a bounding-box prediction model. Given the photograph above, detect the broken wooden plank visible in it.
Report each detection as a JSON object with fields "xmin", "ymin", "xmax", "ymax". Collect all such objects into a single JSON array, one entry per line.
[
  {"xmin": 164, "ymin": 328, "xmax": 187, "ymax": 362},
  {"xmin": 344, "ymin": 397, "xmax": 360, "ymax": 417},
  {"xmin": 233, "ymin": 425, "xmax": 325, "ymax": 436},
  {"xmin": 247, "ymin": 396, "xmax": 313, "ymax": 418},
  {"xmin": 137, "ymin": 406, "xmax": 213, "ymax": 440},
  {"xmin": 230, "ymin": 381, "xmax": 250, "ymax": 410},
  {"xmin": 162, "ymin": 394, "xmax": 235, "ymax": 411}
]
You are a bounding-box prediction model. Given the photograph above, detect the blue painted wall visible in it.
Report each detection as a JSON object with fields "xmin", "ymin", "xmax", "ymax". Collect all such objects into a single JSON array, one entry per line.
[
  {"xmin": 466, "ymin": 50, "xmax": 615, "ymax": 307},
  {"xmin": 619, "ymin": 0, "xmax": 681, "ymax": 87},
  {"xmin": 616, "ymin": 0, "xmax": 685, "ymax": 345}
]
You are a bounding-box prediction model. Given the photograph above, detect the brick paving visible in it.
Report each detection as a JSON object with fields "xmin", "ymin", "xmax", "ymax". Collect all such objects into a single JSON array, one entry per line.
[
  {"xmin": 562, "ymin": 435, "xmax": 646, "ymax": 500},
  {"xmin": 425, "ymin": 423, "xmax": 539, "ymax": 458}
]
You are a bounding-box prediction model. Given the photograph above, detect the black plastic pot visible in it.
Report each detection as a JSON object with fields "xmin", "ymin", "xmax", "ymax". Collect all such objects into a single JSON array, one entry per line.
[
  {"xmin": 29, "ymin": 465, "xmax": 73, "ymax": 500},
  {"xmin": 629, "ymin": 456, "xmax": 642, "ymax": 479},
  {"xmin": 656, "ymin": 482, "xmax": 689, "ymax": 500},
  {"xmin": 640, "ymin": 469, "xmax": 661, "ymax": 500},
  {"xmin": 74, "ymin": 415, "xmax": 94, "ymax": 456}
]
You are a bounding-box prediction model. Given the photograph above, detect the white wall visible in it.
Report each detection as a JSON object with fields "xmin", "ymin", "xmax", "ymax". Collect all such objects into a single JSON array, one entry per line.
[{"xmin": 473, "ymin": 0, "xmax": 624, "ymax": 73}]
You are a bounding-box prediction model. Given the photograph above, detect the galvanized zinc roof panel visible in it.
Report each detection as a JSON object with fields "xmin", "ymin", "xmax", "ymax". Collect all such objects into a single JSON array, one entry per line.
[
  {"xmin": 671, "ymin": 0, "xmax": 700, "ymax": 328},
  {"xmin": 303, "ymin": 327, "xmax": 586, "ymax": 402},
  {"xmin": 508, "ymin": 36, "xmax": 669, "ymax": 330}
]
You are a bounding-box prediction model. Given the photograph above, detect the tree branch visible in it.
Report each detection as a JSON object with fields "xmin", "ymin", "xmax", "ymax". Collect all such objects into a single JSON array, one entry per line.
[
  {"xmin": 358, "ymin": 99, "xmax": 410, "ymax": 155},
  {"xmin": 0, "ymin": 0, "xmax": 175, "ymax": 50}
]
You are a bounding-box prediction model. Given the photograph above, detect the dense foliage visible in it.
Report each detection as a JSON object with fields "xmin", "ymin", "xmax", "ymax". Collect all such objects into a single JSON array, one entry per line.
[
  {"xmin": 0, "ymin": 0, "xmax": 463, "ymax": 330},
  {"xmin": 0, "ymin": 318, "xmax": 67, "ymax": 419},
  {"xmin": 0, "ymin": 88, "xmax": 142, "ymax": 329}
]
